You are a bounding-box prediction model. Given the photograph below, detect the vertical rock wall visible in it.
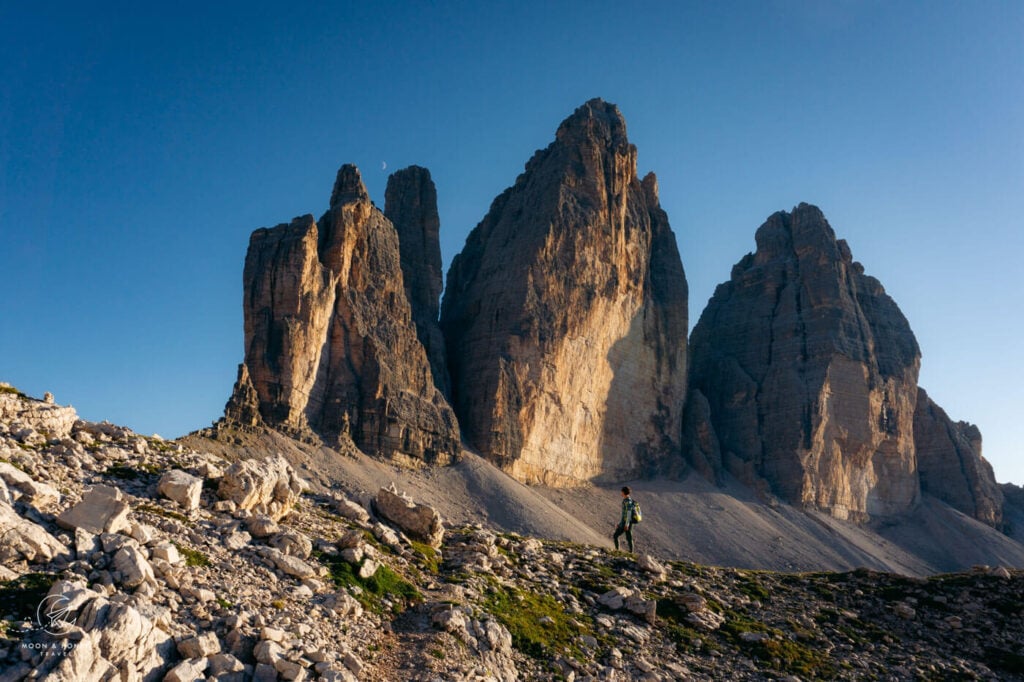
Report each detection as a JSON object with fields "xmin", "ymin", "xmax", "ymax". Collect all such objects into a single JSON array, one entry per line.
[
  {"xmin": 441, "ymin": 99, "xmax": 689, "ymax": 486},
  {"xmin": 914, "ymin": 387, "xmax": 1003, "ymax": 527},
  {"xmin": 225, "ymin": 165, "xmax": 460, "ymax": 465},
  {"xmin": 385, "ymin": 166, "xmax": 450, "ymax": 397},
  {"xmin": 687, "ymin": 204, "xmax": 922, "ymax": 520}
]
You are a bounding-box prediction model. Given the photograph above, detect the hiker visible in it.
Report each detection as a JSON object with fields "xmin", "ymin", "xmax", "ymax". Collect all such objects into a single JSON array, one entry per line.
[{"xmin": 613, "ymin": 486, "xmax": 637, "ymax": 553}]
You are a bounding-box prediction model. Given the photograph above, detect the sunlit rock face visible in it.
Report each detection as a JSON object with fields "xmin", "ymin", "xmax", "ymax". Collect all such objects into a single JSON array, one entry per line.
[
  {"xmin": 441, "ymin": 99, "xmax": 689, "ymax": 486},
  {"xmin": 687, "ymin": 204, "xmax": 922, "ymax": 520},
  {"xmin": 226, "ymin": 164, "xmax": 460, "ymax": 465},
  {"xmin": 914, "ymin": 387, "xmax": 1003, "ymax": 527}
]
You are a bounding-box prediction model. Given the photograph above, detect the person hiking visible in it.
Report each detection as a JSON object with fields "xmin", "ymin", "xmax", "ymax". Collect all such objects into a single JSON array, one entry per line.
[{"xmin": 613, "ymin": 486, "xmax": 637, "ymax": 553}]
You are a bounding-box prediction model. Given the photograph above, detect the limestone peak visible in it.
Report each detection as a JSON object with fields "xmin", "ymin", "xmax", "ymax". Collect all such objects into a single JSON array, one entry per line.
[
  {"xmin": 441, "ymin": 99, "xmax": 688, "ymax": 485},
  {"xmin": 329, "ymin": 163, "xmax": 369, "ymax": 208},
  {"xmin": 554, "ymin": 98, "xmax": 630, "ymax": 148}
]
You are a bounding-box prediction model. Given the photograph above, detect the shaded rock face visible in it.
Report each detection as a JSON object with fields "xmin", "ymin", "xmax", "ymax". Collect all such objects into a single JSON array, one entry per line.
[
  {"xmin": 441, "ymin": 99, "xmax": 689, "ymax": 486},
  {"xmin": 385, "ymin": 166, "xmax": 450, "ymax": 396},
  {"xmin": 225, "ymin": 165, "xmax": 460, "ymax": 465},
  {"xmin": 687, "ymin": 204, "xmax": 922, "ymax": 520},
  {"xmin": 914, "ymin": 387, "xmax": 1003, "ymax": 527}
]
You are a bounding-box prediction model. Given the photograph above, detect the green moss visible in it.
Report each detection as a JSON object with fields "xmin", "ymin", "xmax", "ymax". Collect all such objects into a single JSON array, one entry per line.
[
  {"xmin": 482, "ymin": 580, "xmax": 592, "ymax": 662},
  {"xmin": 137, "ymin": 503, "xmax": 191, "ymax": 524},
  {"xmin": 574, "ymin": 574, "xmax": 612, "ymax": 596},
  {"xmin": 173, "ymin": 542, "xmax": 211, "ymax": 568},
  {"xmin": 666, "ymin": 560, "xmax": 713, "ymax": 579},
  {"xmin": 313, "ymin": 550, "xmax": 421, "ymax": 613},
  {"xmin": 0, "ymin": 385, "xmax": 26, "ymax": 397},
  {"xmin": 656, "ymin": 598, "xmax": 706, "ymax": 653},
  {"xmin": 734, "ymin": 575, "xmax": 771, "ymax": 602},
  {"xmin": 720, "ymin": 612, "xmax": 771, "ymax": 640},
  {"xmin": 755, "ymin": 637, "xmax": 836, "ymax": 677},
  {"xmin": 720, "ymin": 610, "xmax": 835, "ymax": 677},
  {"xmin": 409, "ymin": 541, "xmax": 441, "ymax": 574},
  {"xmin": 444, "ymin": 571, "xmax": 472, "ymax": 585},
  {"xmin": 429, "ymin": 648, "xmax": 445, "ymax": 659}
]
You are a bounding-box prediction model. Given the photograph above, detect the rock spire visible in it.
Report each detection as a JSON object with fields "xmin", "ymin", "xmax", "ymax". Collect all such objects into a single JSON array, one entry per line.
[
  {"xmin": 225, "ymin": 164, "xmax": 459, "ymax": 465},
  {"xmin": 441, "ymin": 98, "xmax": 689, "ymax": 485},
  {"xmin": 385, "ymin": 166, "xmax": 450, "ymax": 397}
]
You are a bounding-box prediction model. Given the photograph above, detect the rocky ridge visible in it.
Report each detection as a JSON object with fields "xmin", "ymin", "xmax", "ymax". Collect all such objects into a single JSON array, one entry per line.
[
  {"xmin": 224, "ymin": 165, "xmax": 459, "ymax": 466},
  {"xmin": 4, "ymin": 387, "xmax": 1024, "ymax": 681},
  {"xmin": 914, "ymin": 387, "xmax": 1004, "ymax": 527},
  {"xmin": 441, "ymin": 98, "xmax": 689, "ymax": 486}
]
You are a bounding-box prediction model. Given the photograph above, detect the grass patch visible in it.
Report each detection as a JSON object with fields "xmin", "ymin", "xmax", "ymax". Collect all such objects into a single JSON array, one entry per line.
[
  {"xmin": 656, "ymin": 598, "xmax": 706, "ymax": 653},
  {"xmin": 574, "ymin": 574, "xmax": 612, "ymax": 596},
  {"xmin": 137, "ymin": 503, "xmax": 191, "ymax": 524},
  {"xmin": 734, "ymin": 575, "xmax": 772, "ymax": 602},
  {"xmin": 722, "ymin": 611, "xmax": 835, "ymax": 677},
  {"xmin": 754, "ymin": 636, "xmax": 836, "ymax": 677},
  {"xmin": 482, "ymin": 580, "xmax": 592, "ymax": 662},
  {"xmin": 173, "ymin": 542, "xmax": 211, "ymax": 568},
  {"xmin": 0, "ymin": 385, "xmax": 26, "ymax": 398},
  {"xmin": 0, "ymin": 573, "xmax": 59, "ymax": 623},
  {"xmin": 720, "ymin": 611, "xmax": 771, "ymax": 640},
  {"xmin": 443, "ymin": 571, "xmax": 472, "ymax": 585},
  {"xmin": 314, "ymin": 551, "xmax": 421, "ymax": 613},
  {"xmin": 409, "ymin": 541, "xmax": 441, "ymax": 574}
]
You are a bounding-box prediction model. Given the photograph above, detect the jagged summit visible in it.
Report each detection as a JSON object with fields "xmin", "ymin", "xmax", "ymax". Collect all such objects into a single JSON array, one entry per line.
[
  {"xmin": 441, "ymin": 99, "xmax": 688, "ymax": 486},
  {"xmin": 224, "ymin": 164, "xmax": 459, "ymax": 465},
  {"xmin": 328, "ymin": 163, "xmax": 369, "ymax": 207},
  {"xmin": 686, "ymin": 203, "xmax": 1004, "ymax": 528},
  {"xmin": 688, "ymin": 203, "xmax": 923, "ymax": 519},
  {"xmin": 553, "ymin": 97, "xmax": 630, "ymax": 146}
]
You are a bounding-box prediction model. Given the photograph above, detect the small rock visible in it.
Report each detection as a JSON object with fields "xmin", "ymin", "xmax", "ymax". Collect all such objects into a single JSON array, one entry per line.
[
  {"xmin": 247, "ymin": 515, "xmax": 280, "ymax": 539},
  {"xmin": 57, "ymin": 484, "xmax": 131, "ymax": 534},
  {"xmin": 158, "ymin": 470, "xmax": 203, "ymax": 511},
  {"xmin": 333, "ymin": 497, "xmax": 370, "ymax": 524},
  {"xmin": 598, "ymin": 586, "xmax": 632, "ymax": 610},
  {"xmin": 208, "ymin": 652, "xmax": 245, "ymax": 675},
  {"xmin": 269, "ymin": 530, "xmax": 313, "ymax": 559},
  {"xmin": 895, "ymin": 602, "xmax": 916, "ymax": 620},
  {"xmin": 112, "ymin": 544, "xmax": 155, "ymax": 588},
  {"xmin": 261, "ymin": 627, "xmax": 287, "ymax": 642},
  {"xmin": 151, "ymin": 542, "xmax": 183, "ymax": 565},
  {"xmin": 375, "ymin": 484, "xmax": 444, "ymax": 548},
  {"xmin": 268, "ymin": 548, "xmax": 317, "ymax": 578},
  {"xmin": 358, "ymin": 558, "xmax": 380, "ymax": 579},
  {"xmin": 178, "ymin": 631, "xmax": 220, "ymax": 658},
  {"xmin": 218, "ymin": 455, "xmax": 306, "ymax": 521},
  {"xmin": 164, "ymin": 657, "xmax": 209, "ymax": 682}
]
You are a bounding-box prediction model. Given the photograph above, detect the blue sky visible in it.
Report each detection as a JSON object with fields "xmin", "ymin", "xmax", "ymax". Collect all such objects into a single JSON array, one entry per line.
[{"xmin": 2, "ymin": 2, "xmax": 1021, "ymax": 484}]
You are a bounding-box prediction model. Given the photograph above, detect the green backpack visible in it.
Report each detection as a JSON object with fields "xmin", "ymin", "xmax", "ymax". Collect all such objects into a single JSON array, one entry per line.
[{"xmin": 631, "ymin": 500, "xmax": 642, "ymax": 524}]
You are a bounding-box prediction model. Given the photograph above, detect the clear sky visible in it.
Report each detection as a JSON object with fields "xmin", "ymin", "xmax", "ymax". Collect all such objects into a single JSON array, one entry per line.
[{"xmin": 2, "ymin": 2, "xmax": 1021, "ymax": 484}]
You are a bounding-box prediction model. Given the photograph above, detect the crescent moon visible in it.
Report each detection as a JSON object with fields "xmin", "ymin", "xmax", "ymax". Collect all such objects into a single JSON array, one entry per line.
[{"xmin": 381, "ymin": 161, "xmax": 387, "ymax": 171}]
